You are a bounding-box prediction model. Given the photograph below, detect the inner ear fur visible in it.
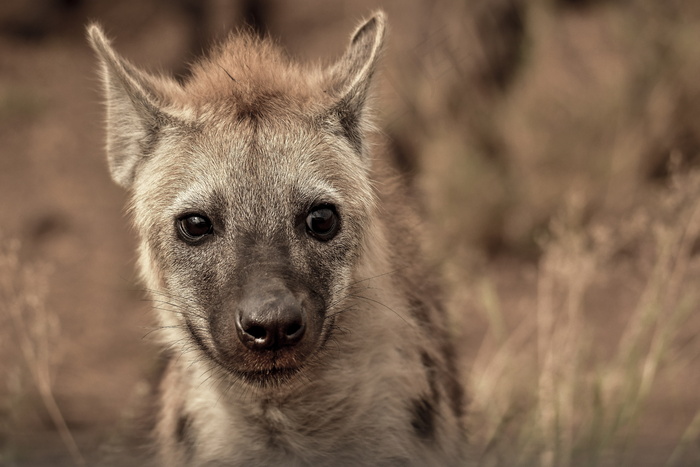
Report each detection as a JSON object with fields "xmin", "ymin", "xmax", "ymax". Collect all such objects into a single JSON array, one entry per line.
[
  {"xmin": 87, "ymin": 23, "xmax": 180, "ymax": 188},
  {"xmin": 325, "ymin": 11, "xmax": 386, "ymax": 156}
]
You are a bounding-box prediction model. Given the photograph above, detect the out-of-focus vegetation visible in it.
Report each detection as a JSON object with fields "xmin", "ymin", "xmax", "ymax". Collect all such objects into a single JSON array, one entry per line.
[
  {"xmin": 387, "ymin": 0, "xmax": 700, "ymax": 257},
  {"xmin": 0, "ymin": 0, "xmax": 699, "ymax": 465},
  {"xmin": 391, "ymin": 2, "xmax": 700, "ymax": 464},
  {"xmin": 467, "ymin": 165, "xmax": 700, "ymax": 466}
]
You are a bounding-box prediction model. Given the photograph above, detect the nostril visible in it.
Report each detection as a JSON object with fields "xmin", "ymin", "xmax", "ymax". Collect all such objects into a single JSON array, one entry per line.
[
  {"xmin": 282, "ymin": 321, "xmax": 305, "ymax": 346},
  {"xmin": 237, "ymin": 318, "xmax": 273, "ymax": 349},
  {"xmin": 245, "ymin": 324, "xmax": 268, "ymax": 341},
  {"xmin": 285, "ymin": 322, "xmax": 301, "ymax": 337}
]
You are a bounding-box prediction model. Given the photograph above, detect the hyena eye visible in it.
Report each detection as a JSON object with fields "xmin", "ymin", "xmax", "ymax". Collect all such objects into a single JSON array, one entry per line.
[
  {"xmin": 177, "ymin": 214, "xmax": 213, "ymax": 243},
  {"xmin": 305, "ymin": 205, "xmax": 340, "ymax": 241}
]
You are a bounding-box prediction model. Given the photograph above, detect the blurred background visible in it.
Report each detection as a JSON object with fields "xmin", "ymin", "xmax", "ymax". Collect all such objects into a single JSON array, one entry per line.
[{"xmin": 1, "ymin": 0, "xmax": 699, "ymax": 465}]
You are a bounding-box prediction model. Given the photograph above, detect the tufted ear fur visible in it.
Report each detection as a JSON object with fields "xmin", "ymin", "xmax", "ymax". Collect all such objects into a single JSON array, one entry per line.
[
  {"xmin": 325, "ymin": 12, "xmax": 386, "ymax": 156},
  {"xmin": 87, "ymin": 24, "xmax": 179, "ymax": 188}
]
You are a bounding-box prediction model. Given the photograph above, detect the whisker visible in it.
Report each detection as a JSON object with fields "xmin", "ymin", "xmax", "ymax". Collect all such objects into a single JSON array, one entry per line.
[
  {"xmin": 141, "ymin": 325, "xmax": 185, "ymax": 340},
  {"xmin": 344, "ymin": 293, "xmax": 411, "ymax": 326},
  {"xmin": 338, "ymin": 268, "xmax": 403, "ymax": 292}
]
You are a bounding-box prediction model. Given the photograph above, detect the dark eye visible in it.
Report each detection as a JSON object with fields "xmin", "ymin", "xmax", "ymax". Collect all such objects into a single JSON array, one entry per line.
[
  {"xmin": 177, "ymin": 214, "xmax": 213, "ymax": 243},
  {"xmin": 305, "ymin": 205, "xmax": 340, "ymax": 241}
]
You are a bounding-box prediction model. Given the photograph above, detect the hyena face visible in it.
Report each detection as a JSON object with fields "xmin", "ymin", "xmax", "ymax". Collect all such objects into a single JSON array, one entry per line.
[
  {"xmin": 89, "ymin": 16, "xmax": 383, "ymax": 388},
  {"xmin": 134, "ymin": 116, "xmax": 375, "ymax": 386}
]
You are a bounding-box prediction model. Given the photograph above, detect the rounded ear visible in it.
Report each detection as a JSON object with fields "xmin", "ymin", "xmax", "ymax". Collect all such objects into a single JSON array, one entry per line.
[
  {"xmin": 324, "ymin": 12, "xmax": 386, "ymax": 156},
  {"xmin": 87, "ymin": 23, "xmax": 180, "ymax": 188}
]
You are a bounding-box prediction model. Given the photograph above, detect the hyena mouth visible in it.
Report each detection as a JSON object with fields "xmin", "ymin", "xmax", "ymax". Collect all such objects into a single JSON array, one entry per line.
[
  {"xmin": 218, "ymin": 345, "xmax": 318, "ymax": 388},
  {"xmin": 235, "ymin": 365, "xmax": 305, "ymax": 387}
]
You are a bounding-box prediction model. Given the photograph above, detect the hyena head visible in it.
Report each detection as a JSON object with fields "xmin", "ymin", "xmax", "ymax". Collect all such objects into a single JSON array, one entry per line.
[{"xmin": 88, "ymin": 14, "xmax": 385, "ymax": 388}]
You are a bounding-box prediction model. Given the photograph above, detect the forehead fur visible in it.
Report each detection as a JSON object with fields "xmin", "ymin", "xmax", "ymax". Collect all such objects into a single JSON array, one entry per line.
[{"xmin": 181, "ymin": 32, "xmax": 329, "ymax": 119}]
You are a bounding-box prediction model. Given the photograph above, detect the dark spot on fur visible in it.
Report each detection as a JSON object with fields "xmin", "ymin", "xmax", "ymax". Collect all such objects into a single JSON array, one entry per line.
[
  {"xmin": 175, "ymin": 412, "xmax": 196, "ymax": 458},
  {"xmin": 420, "ymin": 351, "xmax": 440, "ymax": 403},
  {"xmin": 334, "ymin": 103, "xmax": 363, "ymax": 154},
  {"xmin": 410, "ymin": 396, "xmax": 436, "ymax": 440},
  {"xmin": 185, "ymin": 317, "xmax": 218, "ymax": 364},
  {"xmin": 439, "ymin": 342, "xmax": 466, "ymax": 420},
  {"xmin": 236, "ymin": 103, "xmax": 265, "ymax": 123},
  {"xmin": 234, "ymin": 91, "xmax": 285, "ymax": 124},
  {"xmin": 175, "ymin": 413, "xmax": 189, "ymax": 443},
  {"xmin": 422, "ymin": 349, "xmax": 465, "ymax": 422},
  {"xmin": 408, "ymin": 295, "xmax": 432, "ymax": 328}
]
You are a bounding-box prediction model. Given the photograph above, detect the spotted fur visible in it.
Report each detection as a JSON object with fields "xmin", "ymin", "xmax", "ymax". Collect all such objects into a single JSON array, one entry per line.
[{"xmin": 88, "ymin": 12, "xmax": 466, "ymax": 466}]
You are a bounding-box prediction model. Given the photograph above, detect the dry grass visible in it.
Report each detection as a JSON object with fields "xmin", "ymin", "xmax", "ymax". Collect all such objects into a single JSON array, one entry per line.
[
  {"xmin": 0, "ymin": 240, "xmax": 84, "ymax": 465},
  {"xmin": 464, "ymin": 166, "xmax": 700, "ymax": 466}
]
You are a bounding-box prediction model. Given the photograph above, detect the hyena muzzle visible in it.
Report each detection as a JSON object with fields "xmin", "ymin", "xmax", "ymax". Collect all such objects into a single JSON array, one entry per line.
[{"xmin": 88, "ymin": 11, "xmax": 466, "ymax": 466}]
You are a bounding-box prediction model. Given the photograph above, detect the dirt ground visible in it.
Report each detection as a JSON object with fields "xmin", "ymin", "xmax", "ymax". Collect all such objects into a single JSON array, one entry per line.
[{"xmin": 1, "ymin": 0, "xmax": 700, "ymax": 466}]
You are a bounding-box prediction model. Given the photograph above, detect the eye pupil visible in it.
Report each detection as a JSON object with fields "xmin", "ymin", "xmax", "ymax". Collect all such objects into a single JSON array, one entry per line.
[
  {"xmin": 310, "ymin": 209, "xmax": 334, "ymax": 232},
  {"xmin": 178, "ymin": 214, "xmax": 213, "ymax": 242},
  {"xmin": 305, "ymin": 205, "xmax": 339, "ymax": 241}
]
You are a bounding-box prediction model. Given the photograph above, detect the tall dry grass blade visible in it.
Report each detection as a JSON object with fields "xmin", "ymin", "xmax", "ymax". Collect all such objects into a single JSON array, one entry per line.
[
  {"xmin": 471, "ymin": 167, "xmax": 700, "ymax": 466},
  {"xmin": 664, "ymin": 409, "xmax": 700, "ymax": 467},
  {"xmin": 0, "ymin": 239, "xmax": 85, "ymax": 466}
]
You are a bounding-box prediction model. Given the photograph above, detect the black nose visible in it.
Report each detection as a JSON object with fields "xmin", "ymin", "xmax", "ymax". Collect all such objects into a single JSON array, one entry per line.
[{"xmin": 235, "ymin": 288, "xmax": 306, "ymax": 351}]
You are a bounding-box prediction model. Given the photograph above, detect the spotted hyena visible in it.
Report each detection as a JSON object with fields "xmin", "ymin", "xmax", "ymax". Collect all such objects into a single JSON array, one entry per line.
[{"xmin": 88, "ymin": 12, "xmax": 465, "ymax": 466}]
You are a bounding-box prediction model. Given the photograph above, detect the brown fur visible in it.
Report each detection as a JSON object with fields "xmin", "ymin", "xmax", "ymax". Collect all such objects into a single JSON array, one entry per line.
[{"xmin": 88, "ymin": 12, "xmax": 466, "ymax": 466}]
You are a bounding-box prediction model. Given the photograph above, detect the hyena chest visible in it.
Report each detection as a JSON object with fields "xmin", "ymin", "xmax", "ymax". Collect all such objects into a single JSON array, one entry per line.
[{"xmin": 182, "ymin": 392, "xmax": 411, "ymax": 466}]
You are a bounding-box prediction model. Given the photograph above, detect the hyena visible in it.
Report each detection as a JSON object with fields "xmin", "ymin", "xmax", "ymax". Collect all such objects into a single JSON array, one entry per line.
[{"xmin": 88, "ymin": 12, "xmax": 465, "ymax": 466}]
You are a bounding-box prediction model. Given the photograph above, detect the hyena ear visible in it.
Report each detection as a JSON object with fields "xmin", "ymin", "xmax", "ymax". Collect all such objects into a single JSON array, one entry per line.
[
  {"xmin": 87, "ymin": 23, "xmax": 179, "ymax": 188},
  {"xmin": 325, "ymin": 12, "xmax": 386, "ymax": 155}
]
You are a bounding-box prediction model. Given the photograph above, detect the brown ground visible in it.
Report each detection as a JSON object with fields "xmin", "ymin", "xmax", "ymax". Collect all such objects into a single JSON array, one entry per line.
[{"xmin": 1, "ymin": 1, "xmax": 699, "ymax": 466}]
